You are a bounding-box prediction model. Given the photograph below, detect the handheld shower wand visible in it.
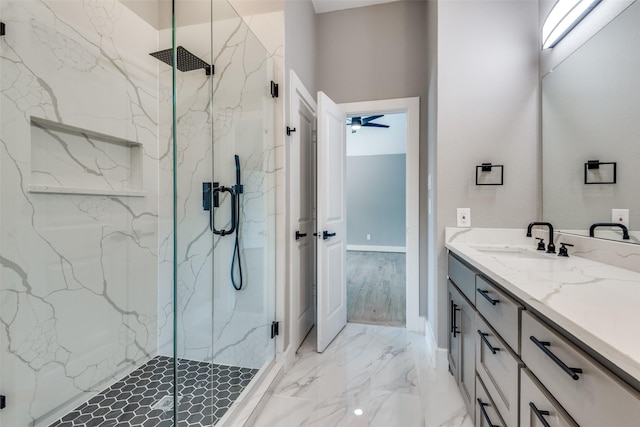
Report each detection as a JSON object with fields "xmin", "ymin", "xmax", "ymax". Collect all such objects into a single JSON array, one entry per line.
[
  {"xmin": 204, "ymin": 155, "xmax": 244, "ymax": 290},
  {"xmin": 231, "ymin": 155, "xmax": 243, "ymax": 291}
]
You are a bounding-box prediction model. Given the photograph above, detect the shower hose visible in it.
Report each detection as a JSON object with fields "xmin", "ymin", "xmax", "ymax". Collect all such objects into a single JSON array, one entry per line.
[{"xmin": 231, "ymin": 154, "xmax": 243, "ymax": 291}]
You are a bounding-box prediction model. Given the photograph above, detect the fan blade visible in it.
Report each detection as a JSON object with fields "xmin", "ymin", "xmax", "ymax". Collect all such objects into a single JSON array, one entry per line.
[
  {"xmin": 362, "ymin": 115, "xmax": 384, "ymax": 124},
  {"xmin": 362, "ymin": 123, "xmax": 390, "ymax": 128}
]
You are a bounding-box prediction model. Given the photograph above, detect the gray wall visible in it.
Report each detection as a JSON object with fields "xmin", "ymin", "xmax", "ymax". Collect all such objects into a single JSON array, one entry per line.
[
  {"xmin": 285, "ymin": 0, "xmax": 317, "ymax": 98},
  {"xmin": 316, "ymin": 0, "xmax": 428, "ymax": 312},
  {"xmin": 430, "ymin": 1, "xmax": 540, "ymax": 349},
  {"xmin": 347, "ymin": 154, "xmax": 406, "ymax": 247}
]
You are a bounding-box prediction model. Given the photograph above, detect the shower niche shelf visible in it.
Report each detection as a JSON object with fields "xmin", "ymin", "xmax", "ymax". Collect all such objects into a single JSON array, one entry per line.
[{"xmin": 28, "ymin": 117, "xmax": 145, "ymax": 197}]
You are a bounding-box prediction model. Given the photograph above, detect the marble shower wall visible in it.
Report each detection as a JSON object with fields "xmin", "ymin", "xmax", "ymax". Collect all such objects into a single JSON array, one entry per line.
[
  {"xmin": 156, "ymin": 6, "xmax": 277, "ymax": 369},
  {"xmin": 0, "ymin": 1, "xmax": 160, "ymax": 425}
]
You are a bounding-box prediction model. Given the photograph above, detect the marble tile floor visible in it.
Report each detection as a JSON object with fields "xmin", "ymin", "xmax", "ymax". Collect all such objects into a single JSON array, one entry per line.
[
  {"xmin": 49, "ymin": 356, "xmax": 258, "ymax": 427},
  {"xmin": 347, "ymin": 251, "xmax": 406, "ymax": 327},
  {"xmin": 254, "ymin": 324, "xmax": 473, "ymax": 427}
]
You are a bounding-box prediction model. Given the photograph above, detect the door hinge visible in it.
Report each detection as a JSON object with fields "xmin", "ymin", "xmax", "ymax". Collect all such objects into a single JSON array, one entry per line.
[
  {"xmin": 1, "ymin": 394, "xmax": 6, "ymax": 410},
  {"xmin": 270, "ymin": 321, "xmax": 279, "ymax": 339},
  {"xmin": 286, "ymin": 126, "xmax": 296, "ymax": 136},
  {"xmin": 270, "ymin": 81, "xmax": 279, "ymax": 98}
]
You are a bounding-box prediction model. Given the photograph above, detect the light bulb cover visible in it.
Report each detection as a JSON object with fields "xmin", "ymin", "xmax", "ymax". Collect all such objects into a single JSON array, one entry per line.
[
  {"xmin": 351, "ymin": 117, "xmax": 362, "ymax": 130},
  {"xmin": 542, "ymin": 0, "xmax": 602, "ymax": 49}
]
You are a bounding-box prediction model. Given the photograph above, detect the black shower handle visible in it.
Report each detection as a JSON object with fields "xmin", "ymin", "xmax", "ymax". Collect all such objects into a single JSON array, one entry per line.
[{"xmin": 211, "ymin": 186, "xmax": 236, "ymax": 236}]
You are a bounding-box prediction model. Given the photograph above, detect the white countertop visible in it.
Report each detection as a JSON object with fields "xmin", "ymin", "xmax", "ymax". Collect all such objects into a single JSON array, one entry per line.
[{"xmin": 445, "ymin": 228, "xmax": 640, "ymax": 385}]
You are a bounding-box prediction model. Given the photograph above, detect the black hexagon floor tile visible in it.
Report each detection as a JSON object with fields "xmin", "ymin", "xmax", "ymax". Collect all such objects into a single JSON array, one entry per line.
[{"xmin": 48, "ymin": 356, "xmax": 259, "ymax": 427}]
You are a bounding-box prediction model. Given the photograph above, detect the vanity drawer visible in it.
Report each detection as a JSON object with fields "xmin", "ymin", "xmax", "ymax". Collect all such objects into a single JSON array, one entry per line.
[
  {"xmin": 475, "ymin": 275, "xmax": 522, "ymax": 353},
  {"xmin": 522, "ymin": 311, "xmax": 640, "ymax": 427},
  {"xmin": 448, "ymin": 253, "xmax": 476, "ymax": 303},
  {"xmin": 476, "ymin": 374, "xmax": 508, "ymax": 427},
  {"xmin": 520, "ymin": 368, "xmax": 578, "ymax": 427},
  {"xmin": 476, "ymin": 314, "xmax": 522, "ymax": 427}
]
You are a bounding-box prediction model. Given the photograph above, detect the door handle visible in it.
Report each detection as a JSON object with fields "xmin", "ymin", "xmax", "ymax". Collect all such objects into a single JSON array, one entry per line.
[
  {"xmin": 322, "ymin": 231, "xmax": 336, "ymax": 240},
  {"xmin": 295, "ymin": 230, "xmax": 307, "ymax": 240}
]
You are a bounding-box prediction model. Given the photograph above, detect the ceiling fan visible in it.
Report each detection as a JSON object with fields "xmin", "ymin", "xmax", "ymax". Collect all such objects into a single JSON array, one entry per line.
[{"xmin": 347, "ymin": 115, "xmax": 390, "ymax": 133}]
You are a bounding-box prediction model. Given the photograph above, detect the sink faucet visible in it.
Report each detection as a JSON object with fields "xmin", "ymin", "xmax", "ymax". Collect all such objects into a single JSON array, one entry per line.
[
  {"xmin": 589, "ymin": 223, "xmax": 630, "ymax": 240},
  {"xmin": 527, "ymin": 222, "xmax": 556, "ymax": 253}
]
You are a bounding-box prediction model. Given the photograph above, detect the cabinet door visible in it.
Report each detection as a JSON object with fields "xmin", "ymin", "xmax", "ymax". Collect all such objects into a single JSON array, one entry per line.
[
  {"xmin": 520, "ymin": 369, "xmax": 578, "ymax": 427},
  {"xmin": 458, "ymin": 294, "xmax": 476, "ymax": 421},
  {"xmin": 448, "ymin": 281, "xmax": 461, "ymax": 381}
]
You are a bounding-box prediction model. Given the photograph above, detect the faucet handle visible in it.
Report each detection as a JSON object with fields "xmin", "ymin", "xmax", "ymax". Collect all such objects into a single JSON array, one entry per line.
[
  {"xmin": 558, "ymin": 242, "xmax": 574, "ymax": 257},
  {"xmin": 535, "ymin": 238, "xmax": 546, "ymax": 251}
]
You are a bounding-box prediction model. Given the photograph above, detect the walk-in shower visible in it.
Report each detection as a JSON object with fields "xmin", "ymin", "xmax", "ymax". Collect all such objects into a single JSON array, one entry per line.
[{"xmin": 0, "ymin": 0, "xmax": 277, "ymax": 425}]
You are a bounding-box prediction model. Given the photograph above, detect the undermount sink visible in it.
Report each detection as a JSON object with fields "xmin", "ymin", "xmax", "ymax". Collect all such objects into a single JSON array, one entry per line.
[{"xmin": 469, "ymin": 245, "xmax": 555, "ymax": 260}]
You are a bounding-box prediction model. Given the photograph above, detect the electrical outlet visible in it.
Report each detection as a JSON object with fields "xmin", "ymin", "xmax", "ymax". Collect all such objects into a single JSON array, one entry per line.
[
  {"xmin": 457, "ymin": 208, "xmax": 471, "ymax": 228},
  {"xmin": 612, "ymin": 209, "xmax": 629, "ymax": 228},
  {"xmin": 366, "ymin": 234, "xmax": 371, "ymax": 241}
]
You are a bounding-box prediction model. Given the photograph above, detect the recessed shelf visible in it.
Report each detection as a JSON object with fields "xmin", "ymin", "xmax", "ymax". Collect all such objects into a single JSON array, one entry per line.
[
  {"xmin": 28, "ymin": 185, "xmax": 146, "ymax": 197},
  {"xmin": 30, "ymin": 117, "xmax": 143, "ymax": 196}
]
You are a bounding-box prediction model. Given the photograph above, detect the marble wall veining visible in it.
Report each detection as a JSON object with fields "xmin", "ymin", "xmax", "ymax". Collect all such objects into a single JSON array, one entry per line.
[
  {"xmin": 1, "ymin": 0, "xmax": 279, "ymax": 425},
  {"xmin": 0, "ymin": 0, "xmax": 160, "ymax": 425},
  {"xmin": 155, "ymin": 9, "xmax": 277, "ymax": 368}
]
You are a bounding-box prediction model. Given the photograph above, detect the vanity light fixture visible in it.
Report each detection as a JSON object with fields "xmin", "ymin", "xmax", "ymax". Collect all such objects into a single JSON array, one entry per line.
[{"xmin": 542, "ymin": 0, "xmax": 602, "ymax": 49}]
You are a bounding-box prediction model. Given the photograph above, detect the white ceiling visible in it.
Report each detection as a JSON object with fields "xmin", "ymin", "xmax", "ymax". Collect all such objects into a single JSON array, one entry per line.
[{"xmin": 311, "ymin": 0, "xmax": 401, "ymax": 14}]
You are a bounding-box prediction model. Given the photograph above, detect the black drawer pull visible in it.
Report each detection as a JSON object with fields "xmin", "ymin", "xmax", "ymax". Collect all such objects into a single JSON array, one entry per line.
[
  {"xmin": 529, "ymin": 402, "xmax": 552, "ymax": 427},
  {"xmin": 295, "ymin": 230, "xmax": 307, "ymax": 240},
  {"xmin": 477, "ymin": 288, "xmax": 499, "ymax": 305},
  {"xmin": 530, "ymin": 336, "xmax": 583, "ymax": 380},
  {"xmin": 477, "ymin": 398, "xmax": 499, "ymax": 427},
  {"xmin": 477, "ymin": 330, "xmax": 500, "ymax": 354}
]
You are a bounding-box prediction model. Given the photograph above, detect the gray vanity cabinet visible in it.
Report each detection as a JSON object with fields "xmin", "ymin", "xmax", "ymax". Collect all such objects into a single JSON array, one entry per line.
[
  {"xmin": 449, "ymin": 249, "xmax": 640, "ymax": 427},
  {"xmin": 448, "ymin": 279, "xmax": 476, "ymax": 421},
  {"xmin": 522, "ymin": 311, "xmax": 640, "ymax": 427}
]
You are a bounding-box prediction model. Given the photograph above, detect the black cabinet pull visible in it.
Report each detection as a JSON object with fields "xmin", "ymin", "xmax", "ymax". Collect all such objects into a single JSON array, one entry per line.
[
  {"xmin": 295, "ymin": 230, "xmax": 307, "ymax": 240},
  {"xmin": 477, "ymin": 288, "xmax": 499, "ymax": 305},
  {"xmin": 477, "ymin": 330, "xmax": 500, "ymax": 354},
  {"xmin": 450, "ymin": 300, "xmax": 454, "ymax": 333},
  {"xmin": 322, "ymin": 230, "xmax": 336, "ymax": 240},
  {"xmin": 477, "ymin": 398, "xmax": 498, "ymax": 427},
  {"xmin": 451, "ymin": 303, "xmax": 460, "ymax": 337},
  {"xmin": 529, "ymin": 402, "xmax": 552, "ymax": 427},
  {"xmin": 530, "ymin": 336, "xmax": 583, "ymax": 380}
]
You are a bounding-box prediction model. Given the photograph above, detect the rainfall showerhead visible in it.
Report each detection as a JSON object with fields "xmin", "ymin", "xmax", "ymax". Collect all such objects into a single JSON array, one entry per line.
[{"xmin": 150, "ymin": 46, "xmax": 212, "ymax": 76}]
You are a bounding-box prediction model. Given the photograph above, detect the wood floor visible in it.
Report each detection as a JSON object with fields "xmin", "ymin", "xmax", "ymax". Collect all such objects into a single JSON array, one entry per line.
[{"xmin": 346, "ymin": 251, "xmax": 406, "ymax": 327}]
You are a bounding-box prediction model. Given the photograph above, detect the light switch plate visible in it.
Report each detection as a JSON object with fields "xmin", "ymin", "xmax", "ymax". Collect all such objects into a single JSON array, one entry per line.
[
  {"xmin": 612, "ymin": 209, "xmax": 629, "ymax": 228},
  {"xmin": 457, "ymin": 208, "xmax": 471, "ymax": 228}
]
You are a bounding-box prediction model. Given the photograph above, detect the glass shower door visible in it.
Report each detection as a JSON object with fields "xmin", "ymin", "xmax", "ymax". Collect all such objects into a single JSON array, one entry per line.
[{"xmin": 171, "ymin": 0, "xmax": 276, "ymax": 425}]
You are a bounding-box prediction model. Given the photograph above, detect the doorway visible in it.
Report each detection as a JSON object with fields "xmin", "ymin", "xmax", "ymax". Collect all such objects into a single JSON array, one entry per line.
[
  {"xmin": 345, "ymin": 112, "xmax": 407, "ymax": 327},
  {"xmin": 287, "ymin": 81, "xmax": 420, "ymax": 357},
  {"xmin": 340, "ymin": 98, "xmax": 420, "ymax": 333}
]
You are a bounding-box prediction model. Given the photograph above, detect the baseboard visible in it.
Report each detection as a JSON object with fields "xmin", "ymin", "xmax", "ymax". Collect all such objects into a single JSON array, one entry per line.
[
  {"xmin": 424, "ymin": 318, "xmax": 448, "ymax": 372},
  {"xmin": 347, "ymin": 245, "xmax": 406, "ymax": 253}
]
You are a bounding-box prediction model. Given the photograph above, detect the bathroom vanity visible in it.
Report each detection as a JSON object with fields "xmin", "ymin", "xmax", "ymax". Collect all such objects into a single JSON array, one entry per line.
[{"xmin": 446, "ymin": 228, "xmax": 640, "ymax": 427}]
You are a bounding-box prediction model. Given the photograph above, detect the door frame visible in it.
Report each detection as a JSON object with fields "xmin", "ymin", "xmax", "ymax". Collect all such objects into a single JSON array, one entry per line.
[
  {"xmin": 286, "ymin": 70, "xmax": 317, "ymax": 364},
  {"xmin": 339, "ymin": 97, "xmax": 421, "ymax": 332}
]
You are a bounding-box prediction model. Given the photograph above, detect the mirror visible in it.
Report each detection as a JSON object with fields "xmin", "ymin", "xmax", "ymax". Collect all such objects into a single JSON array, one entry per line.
[{"xmin": 542, "ymin": 0, "xmax": 640, "ymax": 243}]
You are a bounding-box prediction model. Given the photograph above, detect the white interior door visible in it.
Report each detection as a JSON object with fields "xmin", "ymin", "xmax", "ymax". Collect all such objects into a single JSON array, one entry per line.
[
  {"xmin": 289, "ymin": 71, "xmax": 317, "ymax": 351},
  {"xmin": 316, "ymin": 91, "xmax": 347, "ymax": 353}
]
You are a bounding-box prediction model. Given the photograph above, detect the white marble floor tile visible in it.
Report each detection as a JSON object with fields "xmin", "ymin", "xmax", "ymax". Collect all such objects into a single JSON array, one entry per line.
[
  {"xmin": 369, "ymin": 390, "xmax": 425, "ymax": 427},
  {"xmin": 251, "ymin": 395, "xmax": 315, "ymax": 427},
  {"xmin": 255, "ymin": 323, "xmax": 470, "ymax": 427}
]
